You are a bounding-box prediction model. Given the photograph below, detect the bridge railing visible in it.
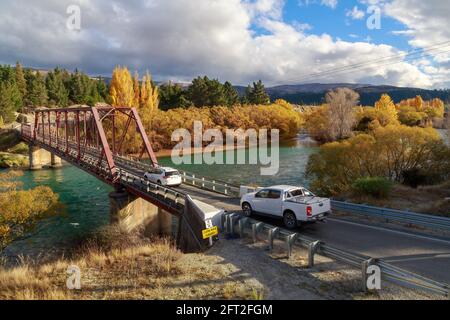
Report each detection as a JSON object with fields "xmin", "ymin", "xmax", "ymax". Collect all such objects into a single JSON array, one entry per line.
[
  {"xmin": 180, "ymin": 172, "xmax": 241, "ymax": 198},
  {"xmin": 21, "ymin": 124, "xmax": 33, "ymax": 139},
  {"xmin": 222, "ymin": 213, "xmax": 450, "ymax": 298},
  {"xmin": 113, "ymin": 155, "xmax": 242, "ymax": 198},
  {"xmin": 331, "ymin": 200, "xmax": 450, "ymax": 232},
  {"xmin": 117, "ymin": 167, "xmax": 187, "ymax": 214}
]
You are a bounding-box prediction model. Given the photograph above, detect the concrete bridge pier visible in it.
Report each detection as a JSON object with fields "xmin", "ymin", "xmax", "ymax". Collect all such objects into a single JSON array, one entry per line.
[
  {"xmin": 109, "ymin": 191, "xmax": 173, "ymax": 237},
  {"xmin": 51, "ymin": 154, "xmax": 63, "ymax": 168},
  {"xmin": 28, "ymin": 143, "xmax": 51, "ymax": 170}
]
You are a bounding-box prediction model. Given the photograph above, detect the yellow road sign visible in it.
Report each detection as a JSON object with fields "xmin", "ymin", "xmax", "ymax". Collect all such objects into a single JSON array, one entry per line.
[{"xmin": 202, "ymin": 226, "xmax": 219, "ymax": 239}]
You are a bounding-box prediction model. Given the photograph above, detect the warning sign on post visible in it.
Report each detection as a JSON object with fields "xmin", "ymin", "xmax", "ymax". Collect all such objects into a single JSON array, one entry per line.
[{"xmin": 202, "ymin": 226, "xmax": 219, "ymax": 239}]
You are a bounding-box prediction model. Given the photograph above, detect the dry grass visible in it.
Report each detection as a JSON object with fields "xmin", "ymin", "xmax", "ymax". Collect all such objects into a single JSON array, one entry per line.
[
  {"xmin": 346, "ymin": 181, "xmax": 450, "ymax": 216},
  {"xmin": 1, "ymin": 225, "xmax": 440, "ymax": 300},
  {"xmin": 0, "ymin": 226, "xmax": 264, "ymax": 300}
]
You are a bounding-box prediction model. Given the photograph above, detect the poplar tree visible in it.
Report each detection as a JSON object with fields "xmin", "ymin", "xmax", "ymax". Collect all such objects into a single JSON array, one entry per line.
[{"xmin": 109, "ymin": 66, "xmax": 134, "ymax": 107}]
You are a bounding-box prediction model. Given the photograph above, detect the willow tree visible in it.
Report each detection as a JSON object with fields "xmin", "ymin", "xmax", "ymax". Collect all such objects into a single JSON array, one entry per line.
[
  {"xmin": 326, "ymin": 88, "xmax": 360, "ymax": 141},
  {"xmin": 0, "ymin": 171, "xmax": 59, "ymax": 249}
]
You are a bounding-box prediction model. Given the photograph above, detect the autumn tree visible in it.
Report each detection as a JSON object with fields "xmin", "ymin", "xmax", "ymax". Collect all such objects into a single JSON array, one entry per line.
[
  {"xmin": 306, "ymin": 125, "xmax": 449, "ymax": 196},
  {"xmin": 303, "ymin": 106, "xmax": 333, "ymax": 142},
  {"xmin": 0, "ymin": 171, "xmax": 59, "ymax": 249},
  {"xmin": 374, "ymin": 94, "xmax": 398, "ymax": 126},
  {"xmin": 110, "ymin": 66, "xmax": 134, "ymax": 107},
  {"xmin": 140, "ymin": 72, "xmax": 159, "ymax": 115},
  {"xmin": 397, "ymin": 96, "xmax": 445, "ymax": 127},
  {"xmin": 326, "ymin": 88, "xmax": 359, "ymax": 140}
]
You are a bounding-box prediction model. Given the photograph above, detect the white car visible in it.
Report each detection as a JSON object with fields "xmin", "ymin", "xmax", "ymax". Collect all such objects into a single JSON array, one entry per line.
[
  {"xmin": 144, "ymin": 167, "xmax": 182, "ymax": 187},
  {"xmin": 240, "ymin": 185, "xmax": 331, "ymax": 229}
]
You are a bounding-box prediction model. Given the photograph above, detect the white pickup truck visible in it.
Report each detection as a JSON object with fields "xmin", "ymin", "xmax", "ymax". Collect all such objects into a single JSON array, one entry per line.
[{"xmin": 240, "ymin": 185, "xmax": 331, "ymax": 229}]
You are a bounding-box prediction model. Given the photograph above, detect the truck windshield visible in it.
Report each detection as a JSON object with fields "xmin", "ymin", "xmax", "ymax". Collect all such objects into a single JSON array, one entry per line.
[{"xmin": 302, "ymin": 189, "xmax": 314, "ymax": 197}]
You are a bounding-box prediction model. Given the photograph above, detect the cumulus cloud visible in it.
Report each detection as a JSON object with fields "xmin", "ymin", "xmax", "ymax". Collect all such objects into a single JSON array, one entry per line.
[
  {"xmin": 346, "ymin": 6, "xmax": 365, "ymax": 20},
  {"xmin": 0, "ymin": 0, "xmax": 443, "ymax": 88},
  {"xmin": 298, "ymin": 0, "xmax": 338, "ymax": 9}
]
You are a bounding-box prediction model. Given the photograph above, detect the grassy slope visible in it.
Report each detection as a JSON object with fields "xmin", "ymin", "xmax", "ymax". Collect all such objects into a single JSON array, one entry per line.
[
  {"xmin": 0, "ymin": 226, "xmax": 440, "ymax": 300},
  {"xmin": 345, "ymin": 181, "xmax": 450, "ymax": 217}
]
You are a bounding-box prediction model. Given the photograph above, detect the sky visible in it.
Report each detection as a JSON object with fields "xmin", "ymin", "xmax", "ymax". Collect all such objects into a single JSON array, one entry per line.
[{"xmin": 0, "ymin": 0, "xmax": 449, "ymax": 88}]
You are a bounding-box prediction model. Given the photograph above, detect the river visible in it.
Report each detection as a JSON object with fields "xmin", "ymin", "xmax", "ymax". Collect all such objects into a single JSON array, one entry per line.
[{"xmin": 3, "ymin": 134, "xmax": 318, "ymax": 259}]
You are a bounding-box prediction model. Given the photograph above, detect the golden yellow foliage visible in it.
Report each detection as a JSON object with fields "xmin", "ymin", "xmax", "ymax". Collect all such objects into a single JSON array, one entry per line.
[
  {"xmin": 397, "ymin": 96, "xmax": 445, "ymax": 126},
  {"xmin": 110, "ymin": 66, "xmax": 134, "ymax": 108},
  {"xmin": 149, "ymin": 102, "xmax": 303, "ymax": 150},
  {"xmin": 307, "ymin": 124, "xmax": 449, "ymax": 196},
  {"xmin": 374, "ymin": 94, "xmax": 399, "ymax": 126},
  {"xmin": 303, "ymin": 105, "xmax": 333, "ymax": 142},
  {"xmin": 0, "ymin": 171, "xmax": 59, "ymax": 249},
  {"xmin": 140, "ymin": 72, "xmax": 159, "ymax": 119}
]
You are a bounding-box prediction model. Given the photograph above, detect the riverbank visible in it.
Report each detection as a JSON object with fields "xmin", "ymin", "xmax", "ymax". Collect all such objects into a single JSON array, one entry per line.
[
  {"xmin": 154, "ymin": 142, "xmax": 254, "ymax": 158},
  {"xmin": 0, "ymin": 152, "xmax": 28, "ymax": 169}
]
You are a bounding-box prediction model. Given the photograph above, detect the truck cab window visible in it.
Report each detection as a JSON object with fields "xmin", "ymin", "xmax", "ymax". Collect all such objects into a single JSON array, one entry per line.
[
  {"xmin": 268, "ymin": 190, "xmax": 281, "ymax": 199},
  {"xmin": 255, "ymin": 190, "xmax": 270, "ymax": 198}
]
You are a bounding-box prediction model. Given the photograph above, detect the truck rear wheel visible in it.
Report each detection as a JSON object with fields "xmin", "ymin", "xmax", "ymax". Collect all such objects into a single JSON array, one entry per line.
[{"xmin": 283, "ymin": 211, "xmax": 298, "ymax": 229}]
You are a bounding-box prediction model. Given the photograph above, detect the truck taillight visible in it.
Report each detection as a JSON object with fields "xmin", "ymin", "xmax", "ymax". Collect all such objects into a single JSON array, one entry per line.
[{"xmin": 306, "ymin": 206, "xmax": 312, "ymax": 217}]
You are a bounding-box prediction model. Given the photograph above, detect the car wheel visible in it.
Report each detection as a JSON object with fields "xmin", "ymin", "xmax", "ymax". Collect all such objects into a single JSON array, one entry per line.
[
  {"xmin": 242, "ymin": 202, "xmax": 253, "ymax": 217},
  {"xmin": 283, "ymin": 211, "xmax": 298, "ymax": 230},
  {"xmin": 157, "ymin": 180, "xmax": 162, "ymax": 185}
]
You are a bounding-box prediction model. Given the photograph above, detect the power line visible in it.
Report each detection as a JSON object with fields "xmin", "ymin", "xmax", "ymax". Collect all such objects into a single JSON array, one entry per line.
[
  {"xmin": 292, "ymin": 47, "xmax": 450, "ymax": 84},
  {"xmin": 277, "ymin": 40, "xmax": 450, "ymax": 85}
]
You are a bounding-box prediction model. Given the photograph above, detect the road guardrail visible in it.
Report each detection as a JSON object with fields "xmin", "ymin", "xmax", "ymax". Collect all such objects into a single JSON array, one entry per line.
[
  {"xmin": 222, "ymin": 212, "xmax": 450, "ymax": 298},
  {"xmin": 331, "ymin": 200, "xmax": 450, "ymax": 232}
]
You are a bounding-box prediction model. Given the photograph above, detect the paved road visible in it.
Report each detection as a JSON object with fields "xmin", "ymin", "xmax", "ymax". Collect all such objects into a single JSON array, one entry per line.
[{"xmin": 179, "ymin": 184, "xmax": 450, "ymax": 285}]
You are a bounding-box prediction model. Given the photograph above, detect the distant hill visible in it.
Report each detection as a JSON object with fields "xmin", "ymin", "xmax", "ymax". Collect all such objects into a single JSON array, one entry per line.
[{"xmin": 263, "ymin": 84, "xmax": 450, "ymax": 106}]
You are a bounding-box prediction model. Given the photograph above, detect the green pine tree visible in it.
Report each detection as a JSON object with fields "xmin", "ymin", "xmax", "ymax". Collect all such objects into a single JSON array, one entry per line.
[
  {"xmin": 245, "ymin": 80, "xmax": 270, "ymax": 105},
  {"xmin": 223, "ymin": 81, "xmax": 240, "ymax": 106},
  {"xmin": 46, "ymin": 68, "xmax": 69, "ymax": 107},
  {"xmin": 26, "ymin": 71, "xmax": 48, "ymax": 107},
  {"xmin": 15, "ymin": 62, "xmax": 27, "ymax": 106},
  {"xmin": 159, "ymin": 81, "xmax": 190, "ymax": 110},
  {"xmin": 0, "ymin": 82, "xmax": 22, "ymax": 123}
]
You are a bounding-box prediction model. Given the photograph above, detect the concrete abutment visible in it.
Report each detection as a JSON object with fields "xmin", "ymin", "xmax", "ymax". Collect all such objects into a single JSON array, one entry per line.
[{"xmin": 109, "ymin": 190, "xmax": 173, "ymax": 237}]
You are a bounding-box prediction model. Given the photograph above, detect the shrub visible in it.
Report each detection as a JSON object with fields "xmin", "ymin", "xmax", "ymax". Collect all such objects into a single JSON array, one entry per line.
[
  {"xmin": 7, "ymin": 142, "xmax": 29, "ymax": 155},
  {"xmin": 0, "ymin": 130, "xmax": 21, "ymax": 151},
  {"xmin": 306, "ymin": 125, "xmax": 449, "ymax": 196},
  {"xmin": 352, "ymin": 177, "xmax": 393, "ymax": 198}
]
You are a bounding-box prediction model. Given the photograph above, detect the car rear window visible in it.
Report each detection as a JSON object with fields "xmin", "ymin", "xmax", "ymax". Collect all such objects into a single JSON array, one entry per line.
[
  {"xmin": 289, "ymin": 189, "xmax": 303, "ymax": 197},
  {"xmin": 165, "ymin": 171, "xmax": 180, "ymax": 177}
]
